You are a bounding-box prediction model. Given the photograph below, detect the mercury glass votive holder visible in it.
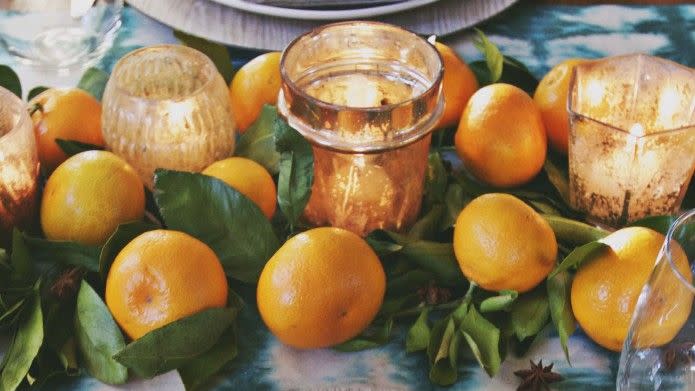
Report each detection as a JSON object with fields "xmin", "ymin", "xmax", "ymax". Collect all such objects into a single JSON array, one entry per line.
[
  {"xmin": 278, "ymin": 21, "xmax": 443, "ymax": 236},
  {"xmin": 568, "ymin": 54, "xmax": 695, "ymax": 226},
  {"xmin": 101, "ymin": 45, "xmax": 236, "ymax": 188},
  {"xmin": 0, "ymin": 86, "xmax": 39, "ymax": 246}
]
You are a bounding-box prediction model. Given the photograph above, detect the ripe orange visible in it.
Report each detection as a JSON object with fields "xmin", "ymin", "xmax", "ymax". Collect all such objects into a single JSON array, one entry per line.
[
  {"xmin": 29, "ymin": 88, "xmax": 104, "ymax": 172},
  {"xmin": 202, "ymin": 157, "xmax": 277, "ymax": 219},
  {"xmin": 40, "ymin": 150, "xmax": 145, "ymax": 246},
  {"xmin": 257, "ymin": 227, "xmax": 386, "ymax": 349},
  {"xmin": 571, "ymin": 226, "xmax": 692, "ymax": 352},
  {"xmin": 434, "ymin": 42, "xmax": 479, "ymax": 130},
  {"xmin": 455, "ymin": 83, "xmax": 547, "ymax": 188},
  {"xmin": 534, "ymin": 59, "xmax": 589, "ymax": 154},
  {"xmin": 453, "ymin": 193, "xmax": 557, "ymax": 293},
  {"xmin": 229, "ymin": 52, "xmax": 282, "ymax": 132},
  {"xmin": 105, "ymin": 229, "xmax": 228, "ymax": 340}
]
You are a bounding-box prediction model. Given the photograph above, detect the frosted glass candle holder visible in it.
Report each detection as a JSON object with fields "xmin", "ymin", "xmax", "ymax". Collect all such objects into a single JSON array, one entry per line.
[
  {"xmin": 101, "ymin": 45, "xmax": 236, "ymax": 187},
  {"xmin": 568, "ymin": 54, "xmax": 695, "ymax": 226}
]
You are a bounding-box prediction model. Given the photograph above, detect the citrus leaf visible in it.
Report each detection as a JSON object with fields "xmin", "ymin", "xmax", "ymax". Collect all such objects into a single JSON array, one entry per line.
[
  {"xmin": 408, "ymin": 205, "xmax": 445, "ymax": 241},
  {"xmin": 114, "ymin": 307, "xmax": 237, "ymax": 378},
  {"xmin": 333, "ymin": 318, "xmax": 393, "ymax": 352},
  {"xmin": 178, "ymin": 324, "xmax": 238, "ymax": 391},
  {"xmin": 365, "ymin": 235, "xmax": 403, "ymax": 257},
  {"xmin": 0, "ymin": 288, "xmax": 43, "ymax": 391},
  {"xmin": 428, "ymin": 317, "xmax": 457, "ymax": 386},
  {"xmin": 235, "ymin": 104, "xmax": 281, "ymax": 174},
  {"xmin": 473, "ymin": 29, "xmax": 503, "ymax": 83},
  {"xmin": 387, "ymin": 269, "xmax": 433, "ymax": 296},
  {"xmin": 400, "ymin": 241, "xmax": 463, "ymax": 287},
  {"xmin": 631, "ymin": 215, "xmax": 695, "ymax": 255},
  {"xmin": 275, "ymin": 118, "xmax": 314, "ymax": 228},
  {"xmin": 549, "ymin": 240, "xmax": 610, "ymax": 278},
  {"xmin": 10, "ymin": 229, "xmax": 33, "ymax": 282},
  {"xmin": 98, "ymin": 221, "xmax": 157, "ymax": 279},
  {"xmin": 543, "ymin": 155, "xmax": 570, "ymax": 205},
  {"xmin": 480, "ymin": 290, "xmax": 518, "ymax": 313},
  {"xmin": 22, "ymin": 234, "xmax": 100, "ymax": 272},
  {"xmin": 74, "ymin": 281, "xmax": 128, "ymax": 384},
  {"xmin": 441, "ymin": 183, "xmax": 468, "ymax": 230},
  {"xmin": 0, "ymin": 65, "xmax": 21, "ymax": 98},
  {"xmin": 547, "ymin": 271, "xmax": 576, "ymax": 364},
  {"xmin": 27, "ymin": 86, "xmax": 49, "ymax": 101},
  {"xmin": 458, "ymin": 305, "xmax": 501, "ymax": 376},
  {"xmin": 424, "ymin": 151, "xmax": 447, "ymax": 207},
  {"xmin": 499, "ymin": 56, "xmax": 539, "ymax": 94},
  {"xmin": 510, "ymin": 287, "xmax": 550, "ymax": 341},
  {"xmin": 174, "ymin": 30, "xmax": 234, "ymax": 84},
  {"xmin": 55, "ymin": 139, "xmax": 104, "ymax": 157},
  {"xmin": 406, "ymin": 308, "xmax": 430, "ymax": 353},
  {"xmin": 77, "ymin": 67, "xmax": 109, "ymax": 101},
  {"xmin": 543, "ymin": 215, "xmax": 609, "ymax": 247},
  {"xmin": 154, "ymin": 170, "xmax": 280, "ymax": 283}
]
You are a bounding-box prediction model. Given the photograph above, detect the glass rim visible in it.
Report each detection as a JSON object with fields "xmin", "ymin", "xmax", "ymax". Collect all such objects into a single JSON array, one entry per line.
[
  {"xmin": 666, "ymin": 208, "xmax": 695, "ymax": 294},
  {"xmin": 107, "ymin": 44, "xmax": 220, "ymax": 103},
  {"xmin": 0, "ymin": 86, "xmax": 30, "ymax": 144}
]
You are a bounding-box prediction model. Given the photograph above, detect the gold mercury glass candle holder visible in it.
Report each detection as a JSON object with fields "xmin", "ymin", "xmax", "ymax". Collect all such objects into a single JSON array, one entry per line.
[
  {"xmin": 278, "ymin": 21, "xmax": 444, "ymax": 236},
  {"xmin": 101, "ymin": 45, "xmax": 236, "ymax": 188},
  {"xmin": 0, "ymin": 86, "xmax": 39, "ymax": 246},
  {"xmin": 568, "ymin": 54, "xmax": 695, "ymax": 226}
]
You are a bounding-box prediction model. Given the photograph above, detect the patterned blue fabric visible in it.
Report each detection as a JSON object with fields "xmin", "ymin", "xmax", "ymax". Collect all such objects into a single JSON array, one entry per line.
[{"xmin": 2, "ymin": 3, "xmax": 694, "ymax": 390}]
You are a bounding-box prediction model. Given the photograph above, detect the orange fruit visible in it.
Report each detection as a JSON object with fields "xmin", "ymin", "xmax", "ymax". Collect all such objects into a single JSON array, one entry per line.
[
  {"xmin": 453, "ymin": 193, "xmax": 557, "ymax": 293},
  {"xmin": 534, "ymin": 58, "xmax": 589, "ymax": 154},
  {"xmin": 434, "ymin": 42, "xmax": 479, "ymax": 129},
  {"xmin": 571, "ymin": 226, "xmax": 692, "ymax": 352},
  {"xmin": 229, "ymin": 52, "xmax": 281, "ymax": 132},
  {"xmin": 105, "ymin": 229, "xmax": 228, "ymax": 339},
  {"xmin": 40, "ymin": 150, "xmax": 145, "ymax": 246},
  {"xmin": 455, "ymin": 83, "xmax": 547, "ymax": 188},
  {"xmin": 29, "ymin": 88, "xmax": 104, "ymax": 172},
  {"xmin": 257, "ymin": 227, "xmax": 386, "ymax": 349},
  {"xmin": 202, "ymin": 157, "xmax": 277, "ymax": 219}
]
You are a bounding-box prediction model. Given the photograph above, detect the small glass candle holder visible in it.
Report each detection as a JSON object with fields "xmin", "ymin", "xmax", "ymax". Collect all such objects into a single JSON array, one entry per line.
[
  {"xmin": 278, "ymin": 21, "xmax": 443, "ymax": 236},
  {"xmin": 101, "ymin": 45, "xmax": 236, "ymax": 188},
  {"xmin": 0, "ymin": 86, "xmax": 39, "ymax": 246},
  {"xmin": 568, "ymin": 54, "xmax": 695, "ymax": 226}
]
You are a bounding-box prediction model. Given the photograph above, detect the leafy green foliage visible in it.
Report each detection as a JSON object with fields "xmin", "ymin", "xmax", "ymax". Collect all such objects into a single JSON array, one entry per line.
[
  {"xmin": 55, "ymin": 139, "xmax": 104, "ymax": 157},
  {"xmin": 542, "ymin": 215, "xmax": 609, "ymax": 247},
  {"xmin": 178, "ymin": 325, "xmax": 238, "ymax": 390},
  {"xmin": 550, "ymin": 241, "xmax": 611, "ymax": 278},
  {"xmin": 472, "ymin": 29, "xmax": 503, "ymax": 84},
  {"xmin": 22, "ymin": 234, "xmax": 101, "ymax": 272},
  {"xmin": 334, "ymin": 319, "xmax": 394, "ymax": 352},
  {"xmin": 0, "ymin": 288, "xmax": 43, "ymax": 390},
  {"xmin": 174, "ymin": 30, "xmax": 234, "ymax": 84},
  {"xmin": 27, "ymin": 86, "xmax": 49, "ymax": 101},
  {"xmin": 458, "ymin": 305, "xmax": 501, "ymax": 377},
  {"xmin": 480, "ymin": 290, "xmax": 518, "ymax": 313},
  {"xmin": 235, "ymin": 105, "xmax": 282, "ymax": 174},
  {"xmin": 77, "ymin": 67, "xmax": 109, "ymax": 101},
  {"xmin": 470, "ymin": 30, "xmax": 539, "ymax": 94},
  {"xmin": 274, "ymin": 118, "xmax": 314, "ymax": 229},
  {"xmin": 406, "ymin": 309, "xmax": 430, "ymax": 353},
  {"xmin": 0, "ymin": 64, "xmax": 21, "ymax": 98},
  {"xmin": 510, "ymin": 287, "xmax": 550, "ymax": 341},
  {"xmin": 547, "ymin": 271, "xmax": 576, "ymax": 363},
  {"xmin": 98, "ymin": 221, "xmax": 157, "ymax": 279}
]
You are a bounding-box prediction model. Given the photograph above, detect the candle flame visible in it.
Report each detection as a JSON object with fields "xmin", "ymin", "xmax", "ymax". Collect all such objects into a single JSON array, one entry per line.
[
  {"xmin": 656, "ymin": 86, "xmax": 680, "ymax": 129},
  {"xmin": 586, "ymin": 78, "xmax": 606, "ymax": 107},
  {"xmin": 629, "ymin": 123, "xmax": 645, "ymax": 137}
]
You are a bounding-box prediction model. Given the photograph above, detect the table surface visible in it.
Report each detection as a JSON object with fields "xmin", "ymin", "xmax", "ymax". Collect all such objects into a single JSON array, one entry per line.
[{"xmin": 1, "ymin": 2, "xmax": 695, "ymax": 390}]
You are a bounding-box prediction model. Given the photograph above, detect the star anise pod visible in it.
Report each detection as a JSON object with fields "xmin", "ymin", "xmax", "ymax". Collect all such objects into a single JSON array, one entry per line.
[
  {"xmin": 514, "ymin": 360, "xmax": 563, "ymax": 391},
  {"xmin": 662, "ymin": 342, "xmax": 695, "ymax": 372},
  {"xmin": 416, "ymin": 281, "xmax": 452, "ymax": 305},
  {"xmin": 50, "ymin": 267, "xmax": 84, "ymax": 300}
]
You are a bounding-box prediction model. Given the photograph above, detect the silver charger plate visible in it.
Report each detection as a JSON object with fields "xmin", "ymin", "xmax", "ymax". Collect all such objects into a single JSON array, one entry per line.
[{"xmin": 126, "ymin": 0, "xmax": 518, "ymax": 51}]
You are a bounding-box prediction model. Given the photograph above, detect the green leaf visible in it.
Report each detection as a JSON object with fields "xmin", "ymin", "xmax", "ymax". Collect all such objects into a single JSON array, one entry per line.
[
  {"xmin": 55, "ymin": 139, "xmax": 104, "ymax": 157},
  {"xmin": 10, "ymin": 229, "xmax": 33, "ymax": 282},
  {"xmin": 408, "ymin": 205, "xmax": 445, "ymax": 241},
  {"xmin": 630, "ymin": 215, "xmax": 675, "ymax": 235},
  {"xmin": 174, "ymin": 30, "xmax": 234, "ymax": 84},
  {"xmin": 0, "ymin": 289, "xmax": 43, "ymax": 390},
  {"xmin": 235, "ymin": 105, "xmax": 281, "ymax": 174},
  {"xmin": 424, "ymin": 152, "xmax": 447, "ymax": 207},
  {"xmin": 441, "ymin": 183, "xmax": 468, "ymax": 230},
  {"xmin": 458, "ymin": 305, "xmax": 501, "ymax": 376},
  {"xmin": 0, "ymin": 64, "xmax": 21, "ymax": 98},
  {"xmin": 499, "ymin": 56, "xmax": 539, "ymax": 94},
  {"xmin": 27, "ymin": 86, "xmax": 49, "ymax": 101},
  {"xmin": 154, "ymin": 170, "xmax": 280, "ymax": 283},
  {"xmin": 365, "ymin": 234, "xmax": 403, "ymax": 257},
  {"xmin": 473, "ymin": 29, "xmax": 503, "ymax": 83},
  {"xmin": 406, "ymin": 308, "xmax": 430, "ymax": 353},
  {"xmin": 543, "ymin": 215, "xmax": 609, "ymax": 247},
  {"xmin": 386, "ymin": 269, "xmax": 433, "ymax": 297},
  {"xmin": 23, "ymin": 235, "xmax": 100, "ymax": 272},
  {"xmin": 114, "ymin": 307, "xmax": 237, "ymax": 378},
  {"xmin": 480, "ymin": 290, "xmax": 518, "ymax": 313},
  {"xmin": 547, "ymin": 271, "xmax": 576, "ymax": 364},
  {"xmin": 77, "ymin": 67, "xmax": 109, "ymax": 101},
  {"xmin": 274, "ymin": 118, "xmax": 314, "ymax": 228},
  {"xmin": 178, "ymin": 325, "xmax": 238, "ymax": 390},
  {"xmin": 74, "ymin": 281, "xmax": 128, "ymax": 384},
  {"xmin": 510, "ymin": 288, "xmax": 550, "ymax": 341},
  {"xmin": 543, "ymin": 156, "xmax": 570, "ymax": 205},
  {"xmin": 57, "ymin": 337, "xmax": 80, "ymax": 376},
  {"xmin": 98, "ymin": 221, "xmax": 157, "ymax": 279},
  {"xmin": 333, "ymin": 318, "xmax": 393, "ymax": 352},
  {"xmin": 428, "ymin": 317, "xmax": 457, "ymax": 386},
  {"xmin": 400, "ymin": 241, "xmax": 463, "ymax": 286},
  {"xmin": 549, "ymin": 240, "xmax": 611, "ymax": 278},
  {"xmin": 0, "ymin": 299, "xmax": 26, "ymax": 326}
]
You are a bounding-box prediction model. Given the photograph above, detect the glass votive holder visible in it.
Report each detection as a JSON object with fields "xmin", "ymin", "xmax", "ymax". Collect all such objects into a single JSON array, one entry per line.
[
  {"xmin": 278, "ymin": 21, "xmax": 443, "ymax": 236},
  {"xmin": 568, "ymin": 54, "xmax": 695, "ymax": 226},
  {"xmin": 101, "ymin": 45, "xmax": 236, "ymax": 188},
  {"xmin": 0, "ymin": 86, "xmax": 39, "ymax": 246}
]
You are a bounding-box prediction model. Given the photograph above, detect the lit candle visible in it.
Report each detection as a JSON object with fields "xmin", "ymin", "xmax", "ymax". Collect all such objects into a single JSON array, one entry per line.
[
  {"xmin": 0, "ymin": 86, "xmax": 39, "ymax": 245},
  {"xmin": 568, "ymin": 54, "xmax": 695, "ymax": 226},
  {"xmin": 278, "ymin": 22, "xmax": 443, "ymax": 236}
]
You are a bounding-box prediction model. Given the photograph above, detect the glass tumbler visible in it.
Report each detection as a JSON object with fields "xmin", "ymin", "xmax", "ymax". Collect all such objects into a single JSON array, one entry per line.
[
  {"xmin": 101, "ymin": 45, "xmax": 236, "ymax": 188},
  {"xmin": 0, "ymin": 0, "xmax": 123, "ymax": 69},
  {"xmin": 618, "ymin": 209, "xmax": 695, "ymax": 390},
  {"xmin": 0, "ymin": 85, "xmax": 39, "ymax": 247},
  {"xmin": 278, "ymin": 21, "xmax": 443, "ymax": 236}
]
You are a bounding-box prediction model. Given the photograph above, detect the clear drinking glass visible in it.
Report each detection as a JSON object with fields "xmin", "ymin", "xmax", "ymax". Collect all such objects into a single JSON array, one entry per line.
[
  {"xmin": 0, "ymin": 85, "xmax": 39, "ymax": 247},
  {"xmin": 618, "ymin": 209, "xmax": 695, "ymax": 390},
  {"xmin": 0, "ymin": 0, "xmax": 123, "ymax": 68},
  {"xmin": 101, "ymin": 45, "xmax": 236, "ymax": 188}
]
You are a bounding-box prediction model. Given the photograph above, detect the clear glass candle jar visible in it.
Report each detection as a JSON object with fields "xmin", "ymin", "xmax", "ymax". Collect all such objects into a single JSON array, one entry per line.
[
  {"xmin": 278, "ymin": 21, "xmax": 443, "ymax": 236},
  {"xmin": 0, "ymin": 86, "xmax": 39, "ymax": 246},
  {"xmin": 101, "ymin": 45, "xmax": 236, "ymax": 188}
]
